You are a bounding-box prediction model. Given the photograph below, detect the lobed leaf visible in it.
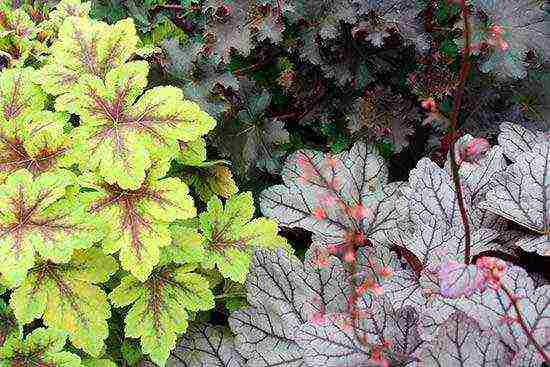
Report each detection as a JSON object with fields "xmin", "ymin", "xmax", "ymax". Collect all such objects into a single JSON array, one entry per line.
[
  {"xmin": 82, "ymin": 163, "xmax": 196, "ymax": 281},
  {"xmin": 9, "ymin": 248, "xmax": 117, "ymax": 356},
  {"xmin": 0, "ymin": 169, "xmax": 103, "ymax": 286},
  {"xmin": 110, "ymin": 263, "xmax": 215, "ymax": 366},
  {"xmin": 200, "ymin": 192, "xmax": 289, "ymax": 283},
  {"xmin": 0, "ymin": 328, "xmax": 81, "ymax": 367},
  {"xmin": 168, "ymin": 323, "xmax": 244, "ymax": 367}
]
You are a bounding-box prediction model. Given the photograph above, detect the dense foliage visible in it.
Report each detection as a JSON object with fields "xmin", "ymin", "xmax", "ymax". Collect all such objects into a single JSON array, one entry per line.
[{"xmin": 0, "ymin": 0, "xmax": 549, "ymax": 366}]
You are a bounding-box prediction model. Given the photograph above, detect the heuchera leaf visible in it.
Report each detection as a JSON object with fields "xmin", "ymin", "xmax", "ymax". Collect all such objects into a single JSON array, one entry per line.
[
  {"xmin": 55, "ymin": 61, "xmax": 216, "ymax": 190},
  {"xmin": 178, "ymin": 139, "xmax": 238, "ymax": 202},
  {"xmin": 229, "ymin": 247, "xmax": 351, "ymax": 366},
  {"xmin": 199, "ymin": 192, "xmax": 289, "ymax": 283},
  {"xmin": 470, "ymin": 0, "xmax": 550, "ymax": 78},
  {"xmin": 0, "ymin": 169, "xmax": 103, "ymax": 287},
  {"xmin": 168, "ymin": 323, "xmax": 245, "ymax": 367},
  {"xmin": 418, "ymin": 312, "xmax": 512, "ymax": 366},
  {"xmin": 497, "ymin": 122, "xmax": 547, "ymax": 162},
  {"xmin": 9, "ymin": 248, "xmax": 118, "ymax": 356},
  {"xmin": 82, "ymin": 162, "xmax": 196, "ymax": 281},
  {"xmin": 0, "ymin": 328, "xmax": 81, "ymax": 367},
  {"xmin": 205, "ymin": 0, "xmax": 253, "ymax": 62},
  {"xmin": 480, "ymin": 134, "xmax": 550, "ymax": 255},
  {"xmin": 109, "ymin": 261, "xmax": 214, "ymax": 366},
  {"xmin": 0, "ymin": 1, "xmax": 37, "ymax": 66},
  {"xmin": 39, "ymin": 16, "xmax": 140, "ymax": 96},
  {"xmin": 260, "ymin": 142, "xmax": 403, "ymax": 254},
  {"xmin": 0, "ymin": 110, "xmax": 73, "ymax": 182},
  {"xmin": 0, "ymin": 68, "xmax": 45, "ymax": 126},
  {"xmin": 0, "ymin": 300, "xmax": 19, "ymax": 349}
]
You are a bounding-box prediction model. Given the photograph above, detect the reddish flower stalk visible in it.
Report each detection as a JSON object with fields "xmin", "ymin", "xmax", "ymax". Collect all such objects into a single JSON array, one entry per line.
[
  {"xmin": 500, "ymin": 284, "xmax": 550, "ymax": 364},
  {"xmin": 449, "ymin": 0, "xmax": 473, "ymax": 264}
]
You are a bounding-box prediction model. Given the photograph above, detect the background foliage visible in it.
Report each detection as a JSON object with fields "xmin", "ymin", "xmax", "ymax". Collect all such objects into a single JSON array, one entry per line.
[{"xmin": 0, "ymin": 0, "xmax": 549, "ymax": 366}]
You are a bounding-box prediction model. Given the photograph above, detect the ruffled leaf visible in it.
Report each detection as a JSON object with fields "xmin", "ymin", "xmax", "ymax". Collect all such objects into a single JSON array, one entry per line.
[
  {"xmin": 9, "ymin": 248, "xmax": 117, "ymax": 356},
  {"xmin": 0, "ymin": 68, "xmax": 45, "ymax": 126},
  {"xmin": 82, "ymin": 164, "xmax": 196, "ymax": 281},
  {"xmin": 200, "ymin": 192, "xmax": 288, "ymax": 283},
  {"xmin": 0, "ymin": 111, "xmax": 73, "ymax": 182},
  {"xmin": 56, "ymin": 61, "xmax": 216, "ymax": 189},
  {"xmin": 260, "ymin": 142, "xmax": 403, "ymax": 253},
  {"xmin": 0, "ymin": 328, "xmax": 81, "ymax": 367},
  {"xmin": 39, "ymin": 16, "xmax": 140, "ymax": 96},
  {"xmin": 110, "ymin": 263, "xmax": 215, "ymax": 366},
  {"xmin": 418, "ymin": 312, "xmax": 512, "ymax": 366},
  {"xmin": 0, "ymin": 169, "xmax": 103, "ymax": 286},
  {"xmin": 168, "ymin": 323, "xmax": 244, "ymax": 367},
  {"xmin": 229, "ymin": 247, "xmax": 350, "ymax": 366}
]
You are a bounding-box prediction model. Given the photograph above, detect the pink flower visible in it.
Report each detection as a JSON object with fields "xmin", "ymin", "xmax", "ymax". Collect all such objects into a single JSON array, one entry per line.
[
  {"xmin": 421, "ymin": 97, "xmax": 437, "ymax": 112},
  {"xmin": 343, "ymin": 250, "xmax": 357, "ymax": 263},
  {"xmin": 312, "ymin": 207, "xmax": 327, "ymax": 220},
  {"xmin": 319, "ymin": 193, "xmax": 337, "ymax": 207},
  {"xmin": 476, "ymin": 256, "xmax": 507, "ymax": 289},
  {"xmin": 378, "ymin": 266, "xmax": 394, "ymax": 279}
]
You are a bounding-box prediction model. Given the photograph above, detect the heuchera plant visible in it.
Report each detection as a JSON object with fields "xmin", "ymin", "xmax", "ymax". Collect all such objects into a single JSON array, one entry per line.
[
  {"xmin": 177, "ymin": 122, "xmax": 549, "ymax": 366},
  {"xmin": 0, "ymin": 1, "xmax": 289, "ymax": 366}
]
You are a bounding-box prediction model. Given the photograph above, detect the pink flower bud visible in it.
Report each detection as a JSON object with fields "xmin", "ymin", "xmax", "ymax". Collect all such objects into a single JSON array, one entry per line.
[
  {"xmin": 464, "ymin": 137, "xmax": 490, "ymax": 161},
  {"xmin": 421, "ymin": 97, "xmax": 437, "ymax": 112},
  {"xmin": 343, "ymin": 250, "xmax": 356, "ymax": 263},
  {"xmin": 312, "ymin": 207, "xmax": 327, "ymax": 220}
]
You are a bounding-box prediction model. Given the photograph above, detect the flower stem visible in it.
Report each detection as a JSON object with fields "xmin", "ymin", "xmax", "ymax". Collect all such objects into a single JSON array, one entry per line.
[
  {"xmin": 501, "ymin": 284, "xmax": 550, "ymax": 363},
  {"xmin": 449, "ymin": 0, "xmax": 473, "ymax": 264}
]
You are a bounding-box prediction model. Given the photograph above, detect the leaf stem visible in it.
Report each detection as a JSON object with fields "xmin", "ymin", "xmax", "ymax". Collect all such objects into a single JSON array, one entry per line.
[
  {"xmin": 501, "ymin": 284, "xmax": 550, "ymax": 363},
  {"xmin": 449, "ymin": 0, "xmax": 472, "ymax": 265}
]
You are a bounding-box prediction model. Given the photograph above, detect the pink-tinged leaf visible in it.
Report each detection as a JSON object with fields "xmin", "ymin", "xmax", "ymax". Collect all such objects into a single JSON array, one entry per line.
[
  {"xmin": 438, "ymin": 261, "xmax": 485, "ymax": 299},
  {"xmin": 260, "ymin": 142, "xmax": 404, "ymax": 253},
  {"xmin": 228, "ymin": 247, "xmax": 351, "ymax": 366},
  {"xmin": 418, "ymin": 312, "xmax": 513, "ymax": 366},
  {"xmin": 169, "ymin": 323, "xmax": 245, "ymax": 367}
]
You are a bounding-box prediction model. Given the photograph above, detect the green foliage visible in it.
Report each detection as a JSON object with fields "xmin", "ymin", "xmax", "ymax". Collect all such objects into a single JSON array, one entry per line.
[
  {"xmin": 0, "ymin": 328, "xmax": 81, "ymax": 367},
  {"xmin": 199, "ymin": 192, "xmax": 289, "ymax": 282}
]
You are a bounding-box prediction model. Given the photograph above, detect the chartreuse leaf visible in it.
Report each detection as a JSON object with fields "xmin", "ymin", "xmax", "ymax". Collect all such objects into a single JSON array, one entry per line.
[
  {"xmin": 0, "ymin": 68, "xmax": 45, "ymax": 126},
  {"xmin": 0, "ymin": 111, "xmax": 73, "ymax": 182},
  {"xmin": 0, "ymin": 328, "xmax": 81, "ymax": 367},
  {"xmin": 0, "ymin": 300, "xmax": 20, "ymax": 349},
  {"xmin": 109, "ymin": 256, "xmax": 215, "ymax": 366},
  {"xmin": 81, "ymin": 161, "xmax": 196, "ymax": 281},
  {"xmin": 0, "ymin": 169, "xmax": 104, "ymax": 287},
  {"xmin": 47, "ymin": 0, "xmax": 91, "ymax": 29},
  {"xmin": 39, "ymin": 16, "xmax": 140, "ymax": 96},
  {"xmin": 55, "ymin": 60, "xmax": 216, "ymax": 190},
  {"xmin": 82, "ymin": 359, "xmax": 117, "ymax": 367},
  {"xmin": 199, "ymin": 192, "xmax": 289, "ymax": 283},
  {"xmin": 0, "ymin": 0, "xmax": 37, "ymax": 66},
  {"xmin": 178, "ymin": 139, "xmax": 238, "ymax": 202},
  {"xmin": 9, "ymin": 248, "xmax": 117, "ymax": 357}
]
